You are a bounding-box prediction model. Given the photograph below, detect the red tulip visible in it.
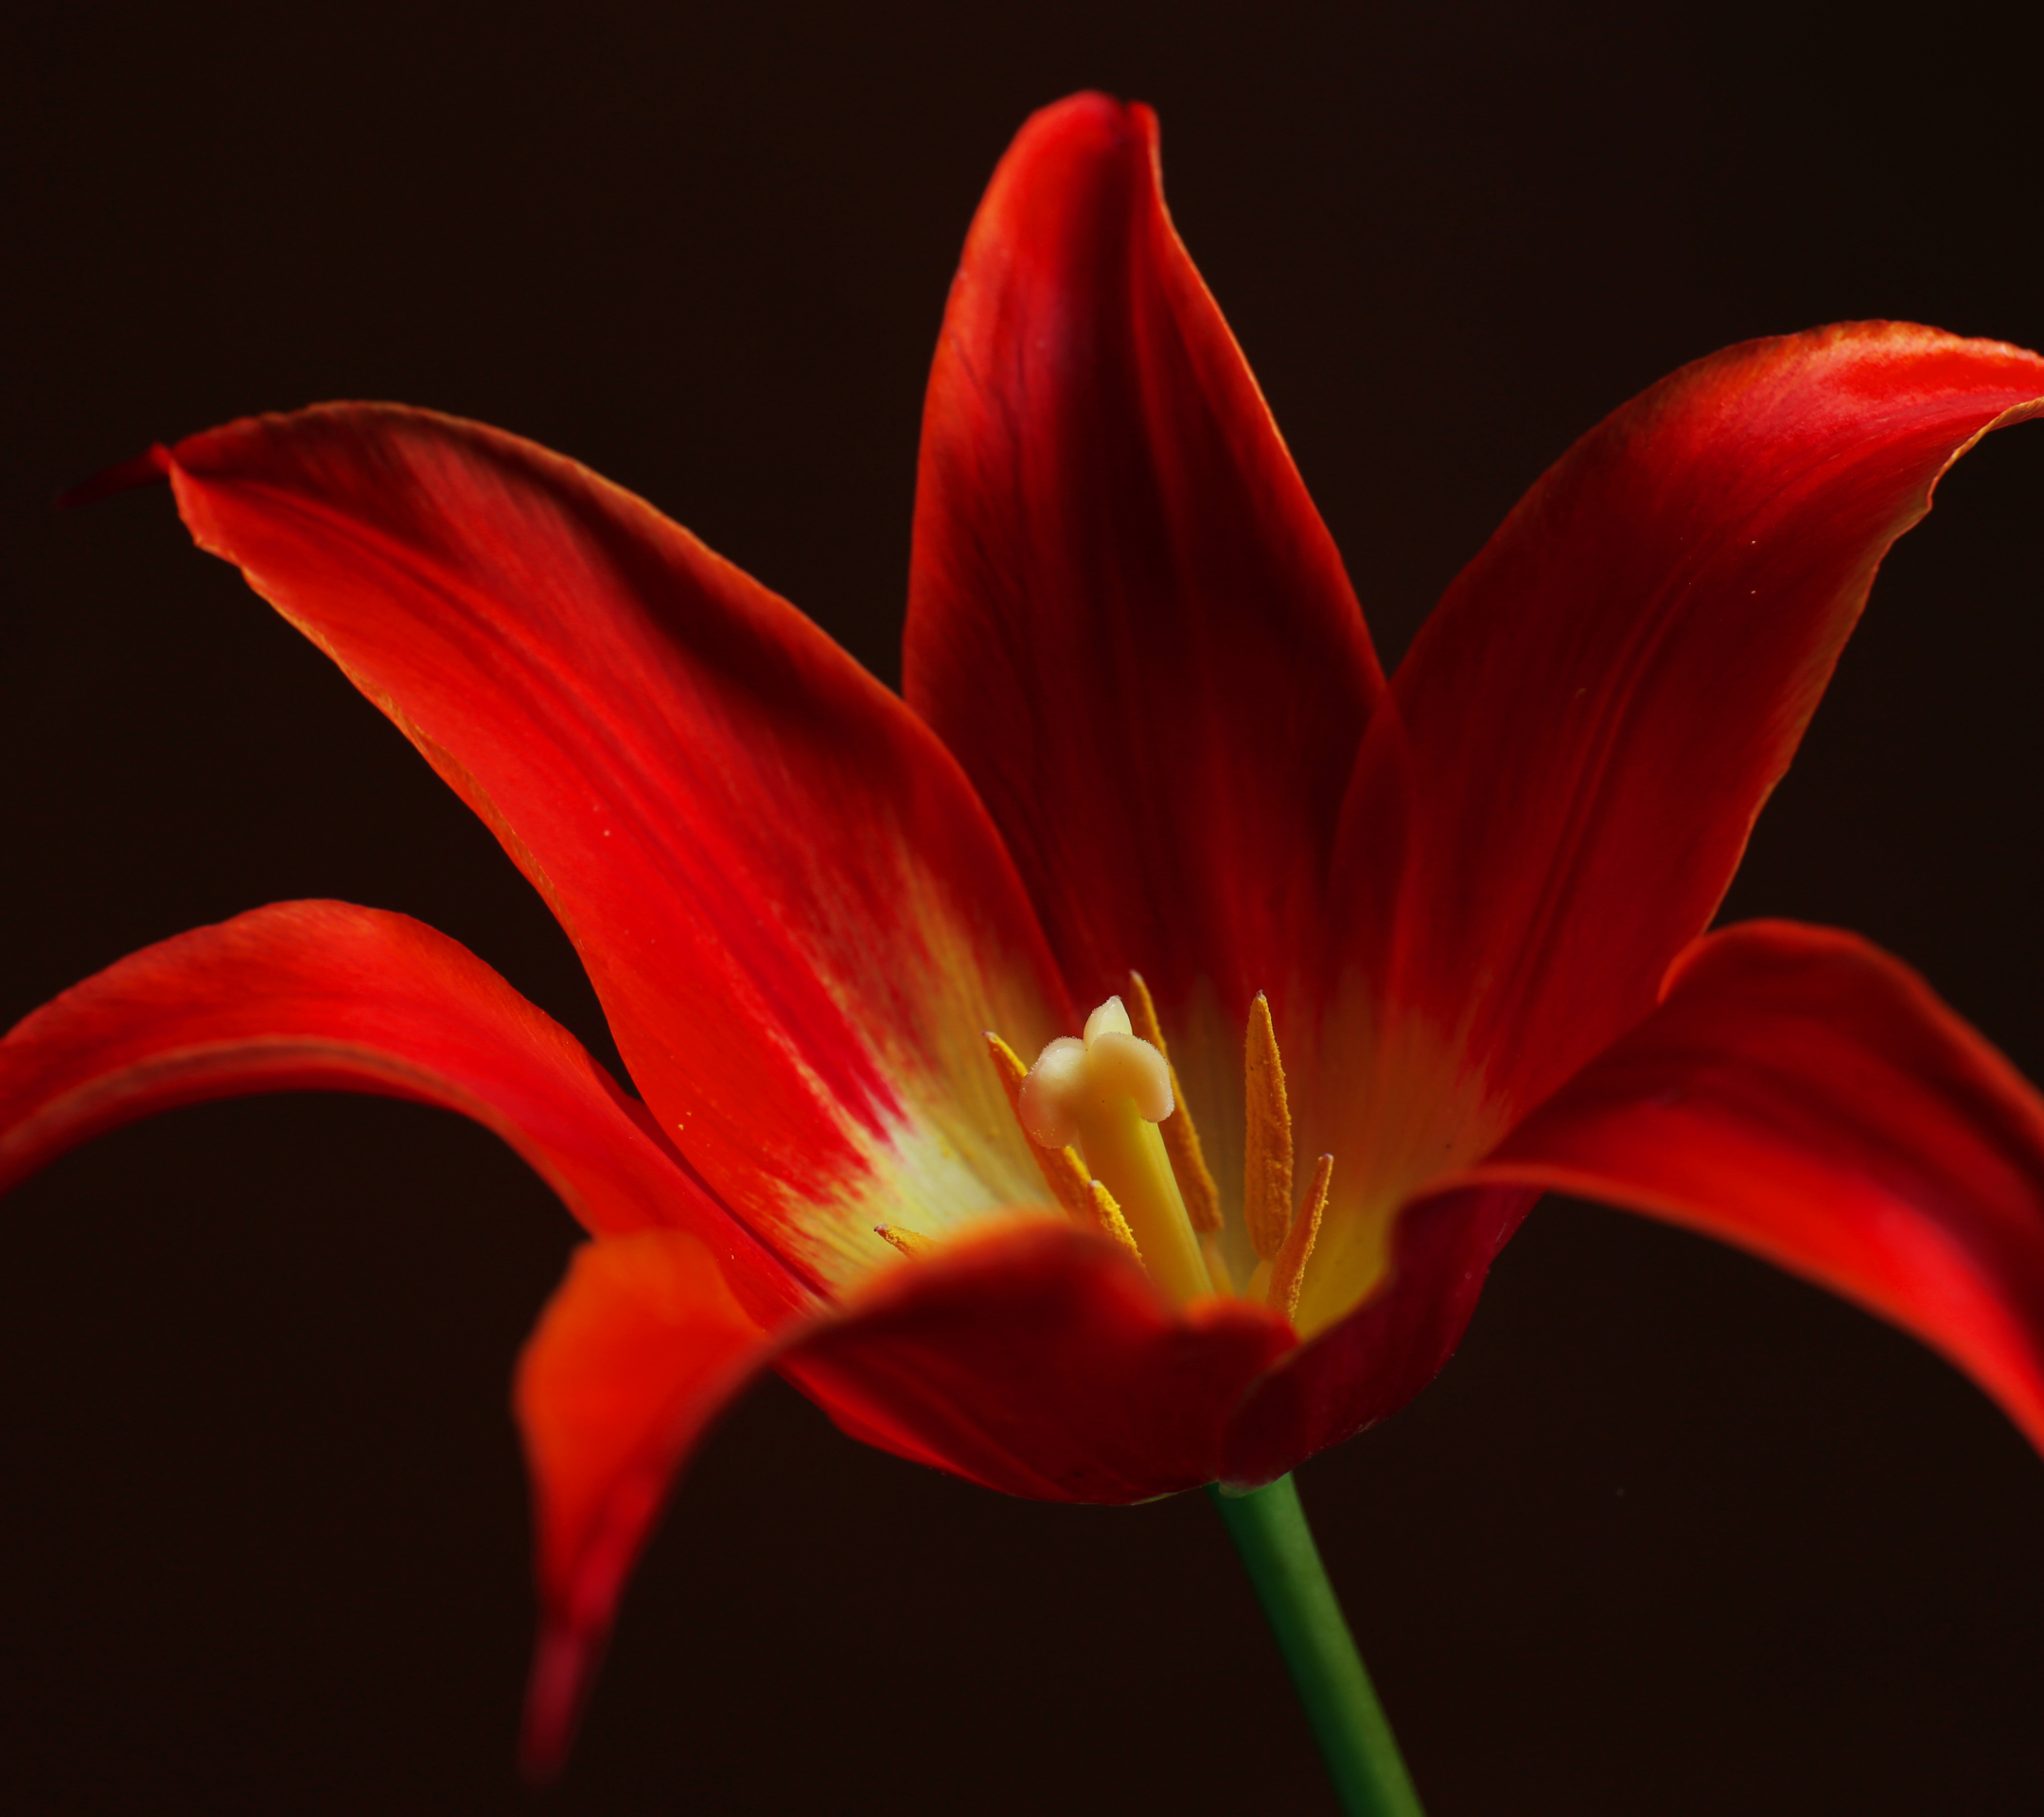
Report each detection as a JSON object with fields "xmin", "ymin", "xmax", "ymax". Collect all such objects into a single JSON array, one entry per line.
[{"xmin": 7, "ymin": 92, "xmax": 2043, "ymax": 1775}]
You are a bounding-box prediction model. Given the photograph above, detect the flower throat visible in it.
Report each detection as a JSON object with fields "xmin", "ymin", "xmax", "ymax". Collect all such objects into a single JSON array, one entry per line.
[{"xmin": 884, "ymin": 974, "xmax": 1330, "ymax": 1318}]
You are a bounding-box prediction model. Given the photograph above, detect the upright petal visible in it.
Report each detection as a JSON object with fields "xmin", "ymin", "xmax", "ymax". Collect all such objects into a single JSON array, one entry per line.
[
  {"xmin": 515, "ymin": 1229, "xmax": 774, "ymax": 1778},
  {"xmin": 1456, "ymin": 922, "xmax": 2044, "ymax": 1451},
  {"xmin": 1330, "ymin": 326, "xmax": 2044, "ymax": 1133},
  {"xmin": 0, "ymin": 903, "xmax": 802, "ymax": 1323},
  {"xmin": 906, "ymin": 93, "xmax": 1383, "ymax": 1057},
  {"xmin": 157, "ymin": 409, "xmax": 1073, "ymax": 1287}
]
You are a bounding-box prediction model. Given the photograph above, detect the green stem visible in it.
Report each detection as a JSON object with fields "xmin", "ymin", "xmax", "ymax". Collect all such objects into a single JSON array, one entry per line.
[{"xmin": 1207, "ymin": 1473, "xmax": 1425, "ymax": 1817}]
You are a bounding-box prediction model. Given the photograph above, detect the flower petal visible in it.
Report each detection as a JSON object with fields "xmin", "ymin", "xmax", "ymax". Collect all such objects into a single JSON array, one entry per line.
[
  {"xmin": 1219, "ymin": 1183, "xmax": 1538, "ymax": 1487},
  {"xmin": 0, "ymin": 902, "xmax": 802, "ymax": 1322},
  {"xmin": 1330, "ymin": 326, "xmax": 2044, "ymax": 1126},
  {"xmin": 783, "ymin": 1217, "xmax": 1296, "ymax": 1502},
  {"xmin": 514, "ymin": 1228, "xmax": 774, "ymax": 1778},
  {"xmin": 1455, "ymin": 922, "xmax": 2044, "ymax": 1451},
  {"xmin": 905, "ymin": 93, "xmax": 1383, "ymax": 1049},
  {"xmin": 157, "ymin": 408, "xmax": 1073, "ymax": 1287},
  {"xmin": 513, "ymin": 1216, "xmax": 1295, "ymax": 1773}
]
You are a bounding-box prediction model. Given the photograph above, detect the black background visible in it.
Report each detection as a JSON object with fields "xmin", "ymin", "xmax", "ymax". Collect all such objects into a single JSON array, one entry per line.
[{"xmin": 6, "ymin": 4, "xmax": 2043, "ymax": 1812}]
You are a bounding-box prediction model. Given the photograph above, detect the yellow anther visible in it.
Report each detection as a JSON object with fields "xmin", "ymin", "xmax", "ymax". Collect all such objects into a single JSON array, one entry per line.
[
  {"xmin": 1243, "ymin": 992, "xmax": 1295, "ymax": 1262},
  {"xmin": 1085, "ymin": 1178, "xmax": 1146, "ymax": 1269},
  {"xmin": 1267, "ymin": 1154, "xmax": 1331, "ymax": 1322},
  {"xmin": 1125, "ymin": 969, "xmax": 1221, "ymax": 1234},
  {"xmin": 985, "ymin": 1031, "xmax": 1096, "ymax": 1223},
  {"xmin": 985, "ymin": 1029, "xmax": 1031, "ymax": 1099},
  {"xmin": 874, "ymin": 1224, "xmax": 937, "ymax": 1258}
]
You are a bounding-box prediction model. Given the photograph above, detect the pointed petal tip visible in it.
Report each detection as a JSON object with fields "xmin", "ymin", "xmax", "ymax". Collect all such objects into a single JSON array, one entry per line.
[
  {"xmin": 907, "ymin": 81, "xmax": 1381, "ymax": 1019},
  {"xmin": 517, "ymin": 1621, "xmax": 598, "ymax": 1786},
  {"xmin": 1025, "ymin": 87, "xmax": 1146, "ymax": 135},
  {"xmin": 512, "ymin": 1229, "xmax": 779, "ymax": 1776},
  {"xmin": 153, "ymin": 401, "xmax": 1074, "ymax": 1269},
  {"xmin": 1331, "ymin": 318, "xmax": 2044, "ymax": 1120},
  {"xmin": 55, "ymin": 444, "xmax": 170, "ymax": 511}
]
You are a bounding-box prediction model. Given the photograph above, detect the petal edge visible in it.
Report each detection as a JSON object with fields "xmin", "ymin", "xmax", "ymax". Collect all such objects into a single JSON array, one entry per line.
[
  {"xmin": 0, "ymin": 902, "xmax": 803, "ymax": 1323},
  {"xmin": 1455, "ymin": 921, "xmax": 2044, "ymax": 1450}
]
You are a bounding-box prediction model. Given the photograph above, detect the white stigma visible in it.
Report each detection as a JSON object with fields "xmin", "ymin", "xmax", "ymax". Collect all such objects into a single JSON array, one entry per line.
[{"xmin": 1017, "ymin": 995, "xmax": 1173, "ymax": 1148}]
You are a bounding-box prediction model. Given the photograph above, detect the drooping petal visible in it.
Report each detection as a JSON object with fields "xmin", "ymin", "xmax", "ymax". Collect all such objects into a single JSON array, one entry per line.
[
  {"xmin": 782, "ymin": 1217, "xmax": 1296, "ymax": 1502},
  {"xmin": 1454, "ymin": 922, "xmax": 2044, "ymax": 1451},
  {"xmin": 153, "ymin": 409, "xmax": 1073, "ymax": 1287},
  {"xmin": 1220, "ymin": 1183, "xmax": 1538, "ymax": 1487},
  {"xmin": 514, "ymin": 1216, "xmax": 1295, "ymax": 1773},
  {"xmin": 0, "ymin": 902, "xmax": 802, "ymax": 1322},
  {"xmin": 905, "ymin": 93, "xmax": 1383, "ymax": 1067},
  {"xmin": 1330, "ymin": 326, "xmax": 2044, "ymax": 1133},
  {"xmin": 515, "ymin": 1229, "xmax": 774, "ymax": 1778}
]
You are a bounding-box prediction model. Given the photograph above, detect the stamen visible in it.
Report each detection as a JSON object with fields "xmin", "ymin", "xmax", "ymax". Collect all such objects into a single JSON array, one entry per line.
[
  {"xmin": 1085, "ymin": 1178, "xmax": 1145, "ymax": 1267},
  {"xmin": 1124, "ymin": 970, "xmax": 1222, "ymax": 1234},
  {"xmin": 985, "ymin": 1032, "xmax": 1097, "ymax": 1223},
  {"xmin": 1267, "ymin": 1154, "xmax": 1331, "ymax": 1321},
  {"xmin": 1243, "ymin": 992, "xmax": 1295, "ymax": 1263},
  {"xmin": 874, "ymin": 1224, "xmax": 936, "ymax": 1257}
]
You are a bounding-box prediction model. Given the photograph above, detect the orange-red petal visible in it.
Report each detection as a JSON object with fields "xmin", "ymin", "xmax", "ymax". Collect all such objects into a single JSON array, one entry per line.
[
  {"xmin": 1451, "ymin": 921, "xmax": 2044, "ymax": 1451},
  {"xmin": 784, "ymin": 1218, "xmax": 1296, "ymax": 1502},
  {"xmin": 514, "ymin": 1229, "xmax": 775, "ymax": 1777},
  {"xmin": 156, "ymin": 407, "xmax": 1072, "ymax": 1286},
  {"xmin": 905, "ymin": 93, "xmax": 1383, "ymax": 1044},
  {"xmin": 1219, "ymin": 1183, "xmax": 1538, "ymax": 1487},
  {"xmin": 0, "ymin": 902, "xmax": 802, "ymax": 1323},
  {"xmin": 1330, "ymin": 325, "xmax": 2044, "ymax": 1125},
  {"xmin": 512, "ymin": 1215, "xmax": 1295, "ymax": 1774}
]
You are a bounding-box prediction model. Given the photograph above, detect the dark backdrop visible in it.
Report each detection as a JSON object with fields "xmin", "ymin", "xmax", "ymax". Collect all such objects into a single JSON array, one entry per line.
[{"xmin": 5, "ymin": 4, "xmax": 2042, "ymax": 1813}]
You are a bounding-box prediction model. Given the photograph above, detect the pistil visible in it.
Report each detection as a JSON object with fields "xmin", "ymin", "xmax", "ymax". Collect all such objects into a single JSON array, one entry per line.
[
  {"xmin": 984, "ymin": 1032, "xmax": 1143, "ymax": 1263},
  {"xmin": 1014, "ymin": 997, "xmax": 1214, "ymax": 1304},
  {"xmin": 991, "ymin": 985, "xmax": 1330, "ymax": 1320}
]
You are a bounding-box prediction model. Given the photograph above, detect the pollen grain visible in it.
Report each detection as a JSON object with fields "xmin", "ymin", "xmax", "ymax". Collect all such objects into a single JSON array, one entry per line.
[{"xmin": 874, "ymin": 1224, "xmax": 937, "ymax": 1258}]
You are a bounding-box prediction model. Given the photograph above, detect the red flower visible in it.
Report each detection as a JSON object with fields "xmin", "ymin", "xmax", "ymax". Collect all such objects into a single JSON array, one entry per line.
[{"xmin": 8, "ymin": 92, "xmax": 2044, "ymax": 1770}]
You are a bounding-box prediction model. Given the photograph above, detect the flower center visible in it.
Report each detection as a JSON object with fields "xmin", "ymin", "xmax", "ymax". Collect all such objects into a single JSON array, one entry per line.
[
  {"xmin": 1014, "ymin": 994, "xmax": 1214, "ymax": 1303},
  {"xmin": 982, "ymin": 978, "xmax": 1332, "ymax": 1318}
]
